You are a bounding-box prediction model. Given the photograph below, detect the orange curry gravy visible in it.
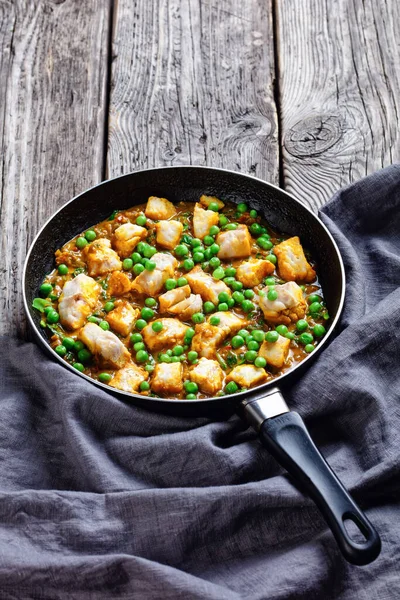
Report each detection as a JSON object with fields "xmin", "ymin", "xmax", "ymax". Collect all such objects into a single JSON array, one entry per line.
[{"xmin": 33, "ymin": 195, "xmax": 329, "ymax": 399}]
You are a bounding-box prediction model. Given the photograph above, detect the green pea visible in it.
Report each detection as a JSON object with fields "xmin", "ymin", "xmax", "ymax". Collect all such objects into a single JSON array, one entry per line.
[
  {"xmin": 73, "ymin": 340, "xmax": 85, "ymax": 352},
  {"xmin": 172, "ymin": 345, "xmax": 184, "ymax": 356},
  {"xmin": 218, "ymin": 302, "xmax": 228, "ymax": 311},
  {"xmin": 73, "ymin": 362, "xmax": 85, "ymax": 372},
  {"xmin": 219, "ymin": 214, "xmax": 229, "ymax": 226},
  {"xmin": 203, "ymin": 248, "xmax": 211, "ymax": 261},
  {"xmin": 145, "ymin": 364, "xmax": 155, "ymax": 372},
  {"xmin": 313, "ymin": 324, "xmax": 326, "ymax": 337},
  {"xmin": 296, "ymin": 319, "xmax": 308, "ymax": 332},
  {"xmin": 218, "ymin": 292, "xmax": 230, "ymax": 304},
  {"xmin": 265, "ymin": 277, "xmax": 276, "ymax": 286},
  {"xmin": 103, "ymin": 301, "xmax": 114, "ymax": 313},
  {"xmin": 144, "ymin": 259, "xmax": 156, "ymax": 271},
  {"xmin": 133, "ymin": 263, "xmax": 145, "ymax": 275},
  {"xmin": 249, "ymin": 223, "xmax": 262, "ymax": 236},
  {"xmin": 85, "ymin": 230, "xmax": 96, "ymax": 242},
  {"xmin": 39, "ymin": 283, "xmax": 53, "ymax": 297},
  {"xmin": 78, "ymin": 348, "xmax": 92, "ymax": 363},
  {"xmin": 209, "ymin": 316, "xmax": 220, "ymax": 326},
  {"xmin": 266, "ymin": 254, "xmax": 277, "ymax": 264},
  {"xmin": 308, "ymin": 294, "xmax": 321, "ymax": 304},
  {"xmin": 139, "ymin": 380, "xmax": 150, "ymax": 391},
  {"xmin": 249, "ymin": 209, "xmax": 258, "ymax": 218},
  {"xmin": 145, "ymin": 298, "xmax": 157, "ymax": 308},
  {"xmin": 208, "ymin": 243, "xmax": 218, "ymax": 256},
  {"xmin": 257, "ymin": 237, "xmax": 273, "ymax": 250},
  {"xmin": 231, "ymin": 280, "xmax": 243, "ymax": 291},
  {"xmin": 231, "ymin": 335, "xmax": 245, "ymax": 348},
  {"xmin": 99, "ymin": 320, "xmax": 110, "ymax": 331},
  {"xmin": 57, "ymin": 264, "xmax": 69, "ymax": 276},
  {"xmin": 145, "ymin": 245, "xmax": 158, "ymax": 258},
  {"xmin": 183, "ymin": 258, "xmax": 195, "ymax": 271},
  {"xmin": 209, "ymin": 257, "xmax": 221, "ymax": 269},
  {"xmin": 186, "ymin": 393, "xmax": 197, "ymax": 399},
  {"xmin": 47, "ymin": 310, "xmax": 59, "ymax": 324},
  {"xmin": 244, "ymin": 289, "xmax": 254, "ymax": 299},
  {"xmin": 204, "ymin": 301, "xmax": 215, "ymax": 314},
  {"xmin": 55, "ymin": 345, "xmax": 67, "ymax": 357},
  {"xmin": 241, "ymin": 300, "xmax": 254, "ymax": 313},
  {"xmin": 202, "ymin": 235, "xmax": 213, "ymax": 247},
  {"xmin": 76, "ymin": 236, "xmax": 88, "ymax": 249},
  {"xmin": 305, "ymin": 344, "xmax": 315, "ymax": 353},
  {"xmin": 165, "ymin": 278, "xmax": 177, "ymax": 290},
  {"xmin": 99, "ymin": 373, "xmax": 112, "ymax": 383},
  {"xmin": 188, "ymin": 350, "xmax": 198, "ymax": 362},
  {"xmin": 227, "ymin": 298, "xmax": 235, "ymax": 308},
  {"xmin": 185, "ymin": 327, "xmax": 195, "ymax": 339},
  {"xmin": 299, "ymin": 332, "xmax": 314, "ymax": 345},
  {"xmin": 130, "ymin": 332, "xmax": 143, "ymax": 343},
  {"xmin": 134, "ymin": 342, "xmax": 145, "ymax": 352},
  {"xmin": 177, "ymin": 277, "xmax": 188, "ymax": 287},
  {"xmin": 212, "ymin": 267, "xmax": 225, "ymax": 280},
  {"xmin": 136, "ymin": 319, "xmax": 147, "ymax": 330},
  {"xmin": 136, "ymin": 215, "xmax": 147, "ymax": 226},
  {"xmin": 175, "ymin": 244, "xmax": 189, "ymax": 257},
  {"xmin": 152, "ymin": 321, "xmax": 163, "ymax": 333},
  {"xmin": 225, "ymin": 381, "xmax": 239, "ymax": 394},
  {"xmin": 141, "ymin": 307, "xmax": 154, "ymax": 321},
  {"xmin": 266, "ymin": 331, "xmax": 279, "ymax": 343},
  {"xmin": 209, "ymin": 225, "xmax": 220, "ymax": 236},
  {"xmin": 244, "ymin": 350, "xmax": 257, "ymax": 362},
  {"xmin": 284, "ymin": 332, "xmax": 296, "ymax": 340},
  {"xmin": 136, "ymin": 350, "xmax": 149, "ymax": 362},
  {"xmin": 237, "ymin": 202, "xmax": 248, "ymax": 213},
  {"xmin": 193, "ymin": 251, "xmax": 204, "ymax": 263},
  {"xmin": 267, "ymin": 289, "xmax": 278, "ymax": 301},
  {"xmin": 137, "ymin": 242, "xmax": 147, "ymax": 254},
  {"xmin": 63, "ymin": 337, "xmax": 75, "ymax": 350},
  {"xmin": 225, "ymin": 223, "xmax": 238, "ymax": 230},
  {"xmin": 276, "ymin": 325, "xmax": 288, "ymax": 336},
  {"xmin": 44, "ymin": 306, "xmax": 53, "ymax": 316},
  {"xmin": 191, "ymin": 238, "xmax": 202, "ymax": 248},
  {"xmin": 309, "ymin": 302, "xmax": 322, "ymax": 314},
  {"xmin": 87, "ymin": 315, "xmax": 101, "ymax": 324},
  {"xmin": 247, "ymin": 340, "xmax": 259, "ymax": 351},
  {"xmin": 208, "ymin": 202, "xmax": 220, "ymax": 212},
  {"xmin": 122, "ymin": 258, "xmax": 133, "ymax": 270},
  {"xmin": 254, "ymin": 356, "xmax": 267, "ymax": 368},
  {"xmin": 252, "ymin": 330, "xmax": 265, "ymax": 342},
  {"xmin": 131, "ymin": 252, "xmax": 142, "ymax": 264},
  {"xmin": 184, "ymin": 381, "xmax": 198, "ymax": 394},
  {"xmin": 159, "ymin": 354, "xmax": 171, "ymax": 363},
  {"xmin": 232, "ymin": 291, "xmax": 245, "ymax": 304},
  {"xmin": 222, "ymin": 277, "xmax": 234, "ymax": 287},
  {"xmin": 236, "ymin": 330, "xmax": 248, "ymax": 340},
  {"xmin": 192, "ymin": 312, "xmax": 205, "ymax": 324}
]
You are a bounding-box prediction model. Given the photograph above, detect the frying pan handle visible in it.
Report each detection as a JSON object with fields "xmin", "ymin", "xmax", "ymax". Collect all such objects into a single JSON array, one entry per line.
[{"xmin": 241, "ymin": 389, "xmax": 381, "ymax": 565}]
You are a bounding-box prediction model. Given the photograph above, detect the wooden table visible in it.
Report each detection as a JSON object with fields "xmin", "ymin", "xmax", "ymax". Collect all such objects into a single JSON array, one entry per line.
[{"xmin": 1, "ymin": 0, "xmax": 399, "ymax": 337}]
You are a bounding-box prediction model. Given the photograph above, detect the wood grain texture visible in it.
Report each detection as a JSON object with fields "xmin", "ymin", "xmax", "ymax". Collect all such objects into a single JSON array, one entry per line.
[
  {"xmin": 107, "ymin": 0, "xmax": 279, "ymax": 183},
  {"xmin": 277, "ymin": 0, "xmax": 400, "ymax": 210},
  {"xmin": 0, "ymin": 0, "xmax": 111, "ymax": 336}
]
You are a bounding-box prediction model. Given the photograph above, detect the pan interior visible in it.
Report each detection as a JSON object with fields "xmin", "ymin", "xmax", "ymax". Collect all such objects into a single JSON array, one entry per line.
[{"xmin": 24, "ymin": 167, "xmax": 344, "ymax": 415}]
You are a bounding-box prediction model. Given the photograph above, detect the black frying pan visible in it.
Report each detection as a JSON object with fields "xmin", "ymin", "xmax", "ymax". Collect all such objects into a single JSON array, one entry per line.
[{"xmin": 23, "ymin": 166, "xmax": 381, "ymax": 565}]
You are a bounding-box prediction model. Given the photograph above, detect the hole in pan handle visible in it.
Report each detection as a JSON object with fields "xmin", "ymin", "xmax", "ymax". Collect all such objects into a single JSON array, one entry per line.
[{"xmin": 240, "ymin": 388, "xmax": 381, "ymax": 566}]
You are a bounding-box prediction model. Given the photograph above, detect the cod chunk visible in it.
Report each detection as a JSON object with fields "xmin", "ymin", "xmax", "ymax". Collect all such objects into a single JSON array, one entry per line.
[
  {"xmin": 186, "ymin": 266, "xmax": 231, "ymax": 305},
  {"xmin": 236, "ymin": 258, "xmax": 275, "ymax": 288},
  {"xmin": 192, "ymin": 203, "xmax": 219, "ymax": 239},
  {"xmin": 274, "ymin": 236, "xmax": 316, "ymax": 283},
  {"xmin": 159, "ymin": 285, "xmax": 191, "ymax": 313},
  {"xmin": 83, "ymin": 238, "xmax": 122, "ymax": 277},
  {"xmin": 191, "ymin": 312, "xmax": 246, "ymax": 358},
  {"xmin": 107, "ymin": 271, "xmax": 132, "ymax": 297},
  {"xmin": 151, "ymin": 362, "xmax": 183, "ymax": 396},
  {"xmin": 109, "ymin": 363, "xmax": 148, "ymax": 393},
  {"xmin": 145, "ymin": 196, "xmax": 176, "ymax": 220},
  {"xmin": 259, "ymin": 335, "xmax": 291, "ymax": 369},
  {"xmin": 189, "ymin": 358, "xmax": 224, "ymax": 395},
  {"xmin": 106, "ymin": 301, "xmax": 139, "ymax": 337},
  {"xmin": 169, "ymin": 294, "xmax": 203, "ymax": 320},
  {"xmin": 142, "ymin": 318, "xmax": 189, "ymax": 352},
  {"xmin": 216, "ymin": 225, "xmax": 252, "ymax": 260},
  {"xmin": 156, "ymin": 220, "xmax": 183, "ymax": 250},
  {"xmin": 113, "ymin": 223, "xmax": 147, "ymax": 258},
  {"xmin": 78, "ymin": 323, "xmax": 131, "ymax": 369},
  {"xmin": 226, "ymin": 364, "xmax": 269, "ymax": 388},
  {"xmin": 131, "ymin": 253, "xmax": 177, "ymax": 296},
  {"xmin": 199, "ymin": 195, "xmax": 225, "ymax": 210},
  {"xmin": 58, "ymin": 273, "xmax": 101, "ymax": 330},
  {"xmin": 259, "ymin": 281, "xmax": 306, "ymax": 325}
]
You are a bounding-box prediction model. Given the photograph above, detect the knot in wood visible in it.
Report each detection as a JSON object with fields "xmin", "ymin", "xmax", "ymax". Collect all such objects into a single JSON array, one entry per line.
[{"xmin": 284, "ymin": 115, "xmax": 342, "ymax": 157}]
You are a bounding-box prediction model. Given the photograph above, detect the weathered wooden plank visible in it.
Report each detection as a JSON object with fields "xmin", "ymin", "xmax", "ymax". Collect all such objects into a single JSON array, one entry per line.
[
  {"xmin": 277, "ymin": 0, "xmax": 400, "ymax": 210},
  {"xmin": 107, "ymin": 0, "xmax": 279, "ymax": 184},
  {"xmin": 0, "ymin": 0, "xmax": 112, "ymax": 336}
]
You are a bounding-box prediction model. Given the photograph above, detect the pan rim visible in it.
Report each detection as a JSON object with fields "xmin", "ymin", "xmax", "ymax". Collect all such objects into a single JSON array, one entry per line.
[{"xmin": 23, "ymin": 165, "xmax": 346, "ymax": 407}]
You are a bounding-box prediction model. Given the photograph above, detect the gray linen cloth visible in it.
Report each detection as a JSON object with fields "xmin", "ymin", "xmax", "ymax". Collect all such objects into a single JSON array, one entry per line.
[{"xmin": 1, "ymin": 166, "xmax": 400, "ymax": 599}]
